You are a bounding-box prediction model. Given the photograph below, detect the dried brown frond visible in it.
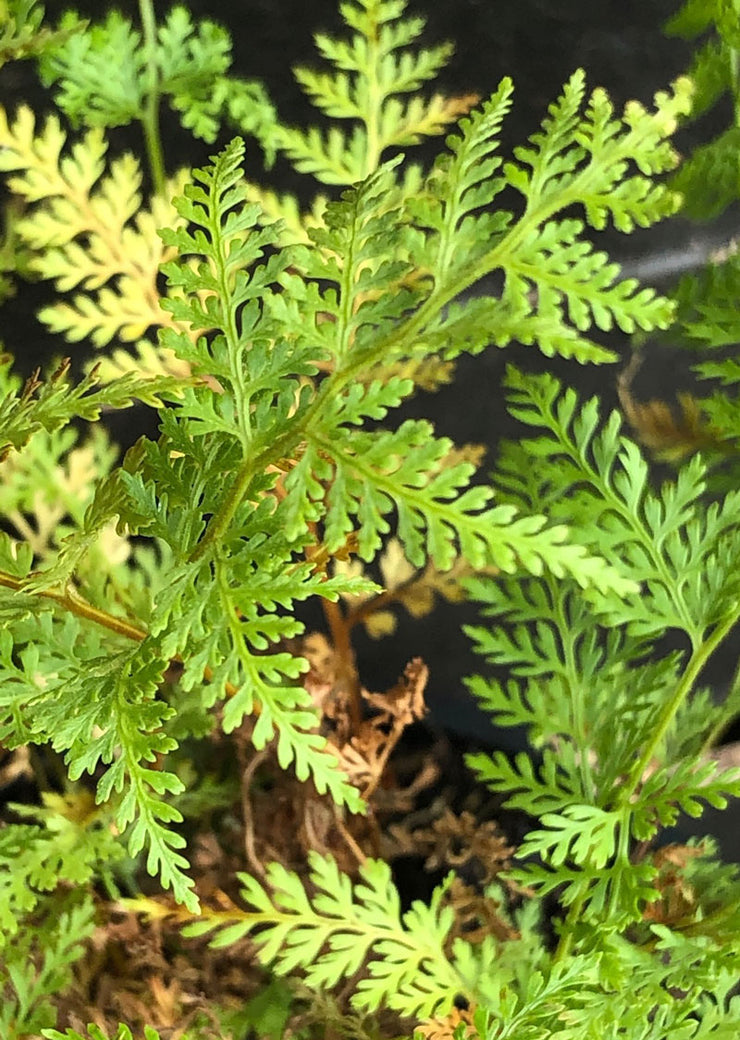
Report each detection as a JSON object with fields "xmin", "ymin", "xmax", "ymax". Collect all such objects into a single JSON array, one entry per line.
[
  {"xmin": 413, "ymin": 809, "xmax": 514, "ymax": 882},
  {"xmin": 416, "ymin": 1004, "xmax": 478, "ymax": 1040},
  {"xmin": 447, "ymin": 877, "xmax": 518, "ymax": 943},
  {"xmin": 617, "ymin": 352, "xmax": 720, "ymax": 461},
  {"xmin": 642, "ymin": 842, "xmax": 705, "ymax": 925}
]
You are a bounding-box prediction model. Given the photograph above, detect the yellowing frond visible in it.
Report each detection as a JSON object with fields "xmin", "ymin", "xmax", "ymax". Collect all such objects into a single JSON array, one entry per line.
[
  {"xmin": 0, "ymin": 105, "xmax": 188, "ymax": 350},
  {"xmin": 241, "ymin": 179, "xmax": 328, "ymax": 246}
]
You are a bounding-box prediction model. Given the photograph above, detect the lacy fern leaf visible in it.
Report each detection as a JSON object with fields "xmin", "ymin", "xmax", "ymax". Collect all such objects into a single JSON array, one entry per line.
[
  {"xmin": 273, "ymin": 0, "xmax": 477, "ymax": 184},
  {"xmin": 38, "ymin": 6, "xmax": 276, "ymax": 152},
  {"xmin": 0, "ymin": 104, "xmax": 188, "ymax": 354},
  {"xmin": 3, "ymin": 4, "xmax": 735, "ymax": 1033},
  {"xmin": 185, "ymin": 852, "xmax": 466, "ymax": 1021},
  {"xmin": 465, "ymin": 372, "xmax": 740, "ymax": 925}
]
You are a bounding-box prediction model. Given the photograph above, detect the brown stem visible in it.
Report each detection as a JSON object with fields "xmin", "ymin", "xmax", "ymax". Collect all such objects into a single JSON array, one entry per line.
[
  {"xmin": 0, "ymin": 571, "xmax": 148, "ymax": 642},
  {"xmin": 0, "ymin": 569, "xmax": 242, "ymax": 701},
  {"xmin": 322, "ymin": 597, "xmax": 362, "ymax": 735}
]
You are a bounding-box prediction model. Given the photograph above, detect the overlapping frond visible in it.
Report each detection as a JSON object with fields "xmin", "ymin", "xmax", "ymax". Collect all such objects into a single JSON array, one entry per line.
[
  {"xmin": 499, "ymin": 366, "xmax": 740, "ymax": 642},
  {"xmin": 407, "ymin": 71, "xmax": 690, "ymax": 367},
  {"xmin": 464, "ymin": 371, "xmax": 740, "ymax": 924},
  {"xmin": 38, "ymin": 6, "xmax": 276, "ymax": 151}
]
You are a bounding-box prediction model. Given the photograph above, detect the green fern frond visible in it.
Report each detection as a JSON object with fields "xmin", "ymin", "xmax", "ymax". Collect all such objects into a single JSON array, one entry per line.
[
  {"xmin": 115, "ymin": 419, "xmax": 373, "ymax": 813},
  {"xmin": 670, "ymin": 126, "xmax": 740, "ymax": 220},
  {"xmin": 631, "ymin": 758, "xmax": 740, "ymax": 838},
  {"xmin": 43, "ymin": 1026, "xmax": 163, "ymax": 1040},
  {"xmin": 464, "ymin": 371, "xmax": 740, "ymax": 928},
  {"xmin": 499, "ymin": 366, "xmax": 740, "ymax": 643},
  {"xmin": 37, "ymin": 10, "xmax": 145, "ymax": 129},
  {"xmin": 675, "ymin": 251, "xmax": 740, "ymax": 349},
  {"xmin": 38, "ymin": 6, "xmax": 277, "ymax": 153},
  {"xmin": 682, "ymin": 36, "xmax": 730, "ymax": 118},
  {"xmin": 184, "ymin": 852, "xmax": 466, "ymax": 1021},
  {"xmin": 25, "ymin": 641, "xmax": 198, "ymax": 910},
  {"xmin": 0, "ymin": 792, "xmax": 121, "ymax": 944},
  {"xmin": 2, "ymin": 896, "xmax": 95, "ymax": 1038},
  {"xmin": 0, "ymin": 356, "xmax": 179, "ymax": 463},
  {"xmin": 273, "ymin": 0, "xmax": 477, "ymax": 183},
  {"xmin": 0, "ymin": 0, "xmax": 78, "ymax": 68},
  {"xmin": 159, "ymin": 137, "xmax": 318, "ymax": 453},
  {"xmin": 404, "ymin": 72, "xmax": 688, "ymax": 368},
  {"xmin": 665, "ymin": 0, "xmax": 719, "ymax": 38}
]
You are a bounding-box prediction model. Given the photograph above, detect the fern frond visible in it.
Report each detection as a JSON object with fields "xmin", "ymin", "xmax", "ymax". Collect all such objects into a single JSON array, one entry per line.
[
  {"xmin": 467, "ymin": 747, "xmax": 586, "ymax": 816},
  {"xmin": 1, "ymin": 896, "xmax": 95, "ymax": 1038},
  {"xmin": 631, "ymin": 758, "xmax": 740, "ymax": 838},
  {"xmin": 409, "ymin": 78, "xmax": 514, "ymax": 285},
  {"xmin": 0, "ymin": 356, "xmax": 179, "ymax": 460},
  {"xmin": 37, "ymin": 10, "xmax": 145, "ymax": 128},
  {"xmin": 27, "ymin": 640, "xmax": 198, "ymax": 911},
  {"xmin": 0, "ymin": 104, "xmax": 189, "ymax": 350},
  {"xmin": 156, "ymin": 7, "xmax": 276, "ymax": 148},
  {"xmin": 500, "ymin": 366, "xmax": 740, "ymax": 643},
  {"xmin": 665, "ymin": 0, "xmax": 718, "ymax": 39},
  {"xmin": 670, "ymin": 126, "xmax": 740, "ymax": 220},
  {"xmin": 273, "ymin": 0, "xmax": 475, "ymax": 183},
  {"xmin": 0, "ymin": 0, "xmax": 76, "ymax": 67},
  {"xmin": 38, "ymin": 6, "xmax": 277, "ymax": 152},
  {"xmin": 403, "ymin": 73, "xmax": 688, "ymax": 368},
  {"xmin": 675, "ymin": 251, "xmax": 740, "ymax": 349},
  {"xmin": 0, "ymin": 792, "xmax": 121, "ymax": 944},
  {"xmin": 43, "ymin": 1026, "xmax": 163, "ymax": 1040},
  {"xmin": 682, "ymin": 37, "xmax": 731, "ymax": 119},
  {"xmin": 160, "ymin": 137, "xmax": 320, "ymax": 455},
  {"xmin": 519, "ymin": 804, "xmax": 623, "ymax": 872},
  {"xmin": 185, "ymin": 852, "xmax": 467, "ymax": 1021},
  {"xmin": 508, "ymin": 70, "xmax": 689, "ymax": 228},
  {"xmin": 116, "ymin": 421, "xmax": 373, "ymax": 814}
]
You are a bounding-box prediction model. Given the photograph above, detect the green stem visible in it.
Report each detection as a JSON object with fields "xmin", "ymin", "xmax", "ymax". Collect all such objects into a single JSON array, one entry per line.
[
  {"xmin": 552, "ymin": 885, "xmax": 588, "ymax": 964},
  {"xmin": 619, "ymin": 612, "xmax": 740, "ymax": 809},
  {"xmin": 138, "ymin": 0, "xmax": 166, "ymax": 195},
  {"xmin": 189, "ymin": 132, "xmax": 672, "ymax": 561}
]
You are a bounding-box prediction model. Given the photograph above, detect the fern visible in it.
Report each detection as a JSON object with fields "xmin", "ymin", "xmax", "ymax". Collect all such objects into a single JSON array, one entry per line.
[
  {"xmin": 633, "ymin": 1, "xmax": 740, "ymax": 484},
  {"xmin": 172, "ymin": 377, "xmax": 740, "ymax": 1030},
  {"xmin": 271, "ymin": 0, "xmax": 478, "ymax": 185},
  {"xmin": 2, "ymin": 895, "xmax": 95, "ymax": 1039},
  {"xmin": 0, "ymin": 104, "xmax": 189, "ymax": 356},
  {"xmin": 43, "ymin": 1028, "xmax": 162, "ymax": 1040},
  {"xmin": 0, "ymin": 1, "xmax": 738, "ymax": 1037},
  {"xmin": 37, "ymin": 6, "xmax": 277, "ymax": 182},
  {"xmin": 0, "ymin": 0, "xmax": 75, "ymax": 68},
  {"xmin": 463, "ymin": 374, "xmax": 740, "ymax": 933},
  {"xmin": 183, "ymin": 851, "xmax": 466, "ymax": 1021}
]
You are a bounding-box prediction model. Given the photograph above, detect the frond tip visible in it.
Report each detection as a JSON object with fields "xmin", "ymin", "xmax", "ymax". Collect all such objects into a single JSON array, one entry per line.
[{"xmin": 184, "ymin": 852, "xmax": 466, "ymax": 1021}]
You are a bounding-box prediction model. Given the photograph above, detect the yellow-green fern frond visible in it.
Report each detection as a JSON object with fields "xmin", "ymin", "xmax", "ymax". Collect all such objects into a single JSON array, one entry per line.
[
  {"xmin": 241, "ymin": 180, "xmax": 328, "ymax": 246},
  {"xmin": 0, "ymin": 104, "xmax": 188, "ymax": 348}
]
